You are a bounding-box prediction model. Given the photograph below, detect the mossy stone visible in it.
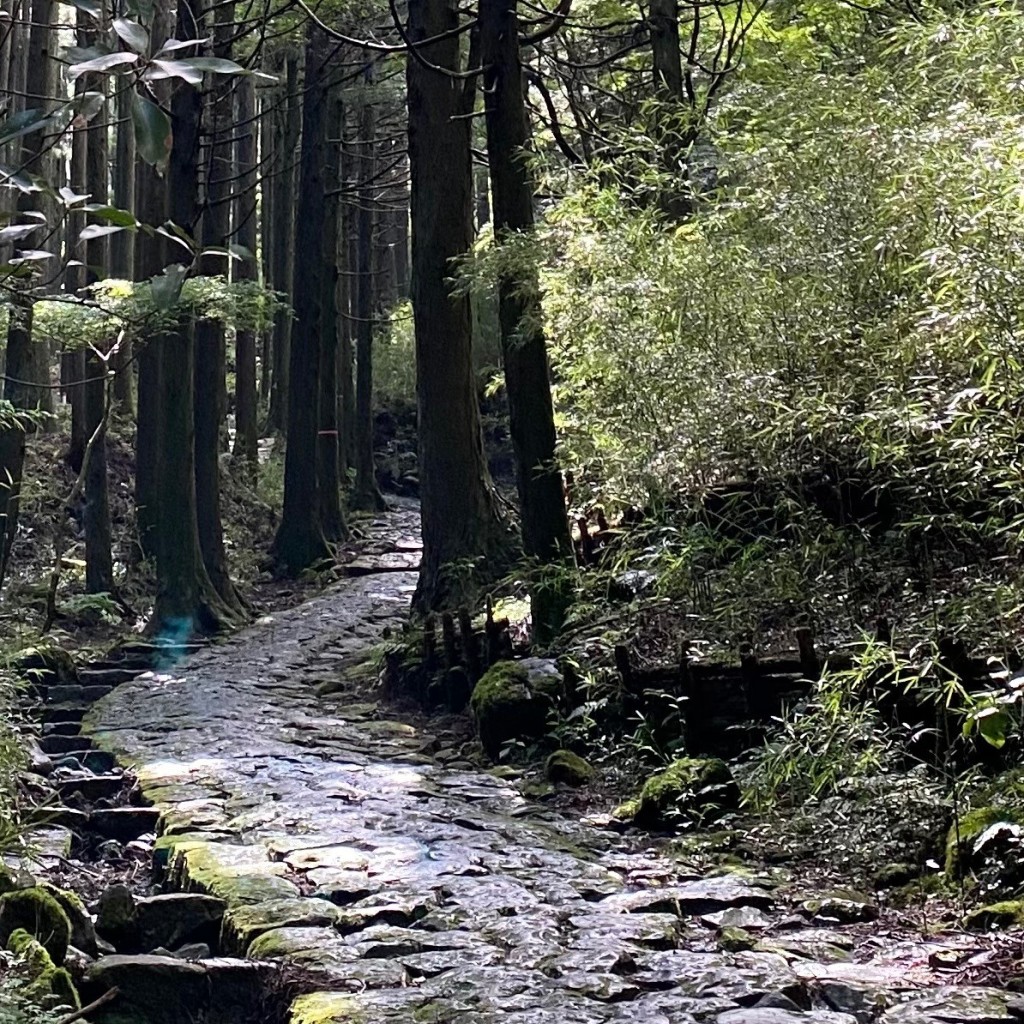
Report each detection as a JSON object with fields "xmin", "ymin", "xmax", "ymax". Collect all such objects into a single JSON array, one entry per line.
[
  {"xmin": 718, "ymin": 926, "xmax": 756, "ymax": 952},
  {"xmin": 0, "ymin": 886, "xmax": 72, "ymax": 964},
  {"xmin": 545, "ymin": 750, "xmax": 594, "ymax": 787},
  {"xmin": 965, "ymin": 900, "xmax": 1024, "ymax": 931},
  {"xmin": 42, "ymin": 884, "xmax": 97, "ymax": 956},
  {"xmin": 7, "ymin": 928, "xmax": 79, "ymax": 1008},
  {"xmin": 290, "ymin": 992, "xmax": 364, "ymax": 1024},
  {"xmin": 619, "ymin": 757, "xmax": 739, "ymax": 829},
  {"xmin": 470, "ymin": 661, "xmax": 546, "ymax": 759},
  {"xmin": 0, "ymin": 864, "xmax": 16, "ymax": 896}
]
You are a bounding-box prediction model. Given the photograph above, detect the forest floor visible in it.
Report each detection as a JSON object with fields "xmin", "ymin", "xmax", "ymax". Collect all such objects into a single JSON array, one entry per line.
[{"xmin": 50, "ymin": 505, "xmax": 1024, "ymax": 1024}]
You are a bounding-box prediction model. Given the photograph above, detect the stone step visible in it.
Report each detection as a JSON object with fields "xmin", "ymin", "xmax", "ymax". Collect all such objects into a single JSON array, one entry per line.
[
  {"xmin": 42, "ymin": 721, "xmax": 81, "ymax": 737},
  {"xmin": 40, "ymin": 703, "xmax": 88, "ymax": 725},
  {"xmin": 45, "ymin": 684, "xmax": 115, "ymax": 705},
  {"xmin": 80, "ymin": 666, "xmax": 141, "ymax": 687},
  {"xmin": 89, "ymin": 807, "xmax": 161, "ymax": 841},
  {"xmin": 39, "ymin": 735, "xmax": 92, "ymax": 756},
  {"xmin": 56, "ymin": 773, "xmax": 128, "ymax": 802}
]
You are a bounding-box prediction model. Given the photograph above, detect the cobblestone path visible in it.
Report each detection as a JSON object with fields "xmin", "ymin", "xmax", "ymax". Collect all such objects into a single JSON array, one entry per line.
[{"xmin": 84, "ymin": 507, "xmax": 1021, "ymax": 1024}]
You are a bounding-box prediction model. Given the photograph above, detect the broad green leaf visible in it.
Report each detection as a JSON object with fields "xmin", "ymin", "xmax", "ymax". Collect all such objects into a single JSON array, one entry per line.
[
  {"xmin": 82, "ymin": 205, "xmax": 137, "ymax": 227},
  {"xmin": 0, "ymin": 224, "xmax": 42, "ymax": 243},
  {"xmin": 59, "ymin": 185, "xmax": 91, "ymax": 205},
  {"xmin": 150, "ymin": 264, "xmax": 188, "ymax": 309},
  {"xmin": 72, "ymin": 90, "xmax": 107, "ymax": 123},
  {"xmin": 155, "ymin": 37, "xmax": 206, "ymax": 56},
  {"xmin": 57, "ymin": 0, "xmax": 101, "ymax": 17},
  {"xmin": 9, "ymin": 249, "xmax": 54, "ymax": 262},
  {"xmin": 78, "ymin": 224, "xmax": 128, "ymax": 242},
  {"xmin": 64, "ymin": 44, "xmax": 111, "ymax": 63},
  {"xmin": 67, "ymin": 51, "xmax": 138, "ymax": 80},
  {"xmin": 143, "ymin": 59, "xmax": 203, "ymax": 86},
  {"xmin": 0, "ymin": 164, "xmax": 41, "ymax": 193},
  {"xmin": 176, "ymin": 56, "xmax": 245, "ymax": 74},
  {"xmin": 976, "ymin": 707, "xmax": 1009, "ymax": 749},
  {"xmin": 130, "ymin": 91, "xmax": 171, "ymax": 168},
  {"xmin": 0, "ymin": 108, "xmax": 50, "ymax": 147},
  {"xmin": 112, "ymin": 17, "xmax": 149, "ymax": 54}
]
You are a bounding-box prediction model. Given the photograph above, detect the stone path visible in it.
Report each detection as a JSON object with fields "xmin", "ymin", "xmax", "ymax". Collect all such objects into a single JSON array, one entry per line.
[{"xmin": 83, "ymin": 508, "xmax": 1023, "ymax": 1024}]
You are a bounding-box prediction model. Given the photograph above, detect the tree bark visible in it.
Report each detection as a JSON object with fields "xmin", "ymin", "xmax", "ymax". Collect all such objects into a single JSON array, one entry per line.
[
  {"xmin": 110, "ymin": 81, "xmax": 136, "ymax": 417},
  {"xmin": 480, "ymin": 0, "xmax": 573, "ymax": 637},
  {"xmin": 407, "ymin": 0, "xmax": 514, "ymax": 610},
  {"xmin": 232, "ymin": 75, "xmax": 259, "ymax": 476},
  {"xmin": 132, "ymin": 7, "xmax": 173, "ymax": 565},
  {"xmin": 150, "ymin": 0, "xmax": 241, "ymax": 635},
  {"xmin": 351, "ymin": 71, "xmax": 385, "ymax": 513},
  {"xmin": 317, "ymin": 80, "xmax": 346, "ymax": 539},
  {"xmin": 267, "ymin": 54, "xmax": 299, "ymax": 435},
  {"xmin": 83, "ymin": 15, "xmax": 113, "ymax": 594},
  {"xmin": 338, "ymin": 199, "xmax": 355, "ymax": 479},
  {"xmin": 271, "ymin": 27, "xmax": 330, "ymax": 574},
  {"xmin": 0, "ymin": 0, "xmax": 59, "ymax": 587},
  {"xmin": 193, "ymin": 0, "xmax": 244, "ymax": 615}
]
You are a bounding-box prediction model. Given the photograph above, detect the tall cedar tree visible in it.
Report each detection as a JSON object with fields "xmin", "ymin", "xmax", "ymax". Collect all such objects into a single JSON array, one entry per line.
[
  {"xmin": 148, "ymin": 0, "xmax": 242, "ymax": 634},
  {"xmin": 480, "ymin": 0, "xmax": 573, "ymax": 635},
  {"xmin": 271, "ymin": 25, "xmax": 331, "ymax": 573},
  {"xmin": 407, "ymin": 0, "xmax": 514, "ymax": 610},
  {"xmin": 232, "ymin": 76, "xmax": 260, "ymax": 476},
  {"xmin": 193, "ymin": 0, "xmax": 245, "ymax": 616}
]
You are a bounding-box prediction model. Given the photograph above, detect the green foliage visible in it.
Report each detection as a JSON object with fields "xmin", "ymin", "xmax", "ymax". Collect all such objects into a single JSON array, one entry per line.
[{"xmin": 539, "ymin": 2, "xmax": 1024, "ymax": 615}]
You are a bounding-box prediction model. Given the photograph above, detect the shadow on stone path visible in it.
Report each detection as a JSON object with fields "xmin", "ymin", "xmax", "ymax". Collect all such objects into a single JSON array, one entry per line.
[{"xmin": 83, "ymin": 507, "xmax": 1023, "ymax": 1024}]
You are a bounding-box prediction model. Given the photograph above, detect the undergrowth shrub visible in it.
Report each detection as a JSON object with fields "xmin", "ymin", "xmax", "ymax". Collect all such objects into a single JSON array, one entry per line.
[{"xmin": 540, "ymin": 2, "xmax": 1024, "ymax": 569}]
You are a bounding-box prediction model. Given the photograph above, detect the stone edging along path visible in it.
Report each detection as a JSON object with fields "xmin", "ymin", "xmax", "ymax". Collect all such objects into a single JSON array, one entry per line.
[{"xmin": 81, "ymin": 507, "xmax": 1024, "ymax": 1024}]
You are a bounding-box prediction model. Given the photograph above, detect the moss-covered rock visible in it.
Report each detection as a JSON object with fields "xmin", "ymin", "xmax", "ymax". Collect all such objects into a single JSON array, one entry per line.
[
  {"xmin": 965, "ymin": 900, "xmax": 1024, "ymax": 931},
  {"xmin": 470, "ymin": 661, "xmax": 548, "ymax": 759},
  {"xmin": 7, "ymin": 928, "xmax": 79, "ymax": 1008},
  {"xmin": 42, "ymin": 884, "xmax": 97, "ymax": 956},
  {"xmin": 545, "ymin": 750, "xmax": 594, "ymax": 787},
  {"xmin": 0, "ymin": 887, "xmax": 72, "ymax": 964},
  {"xmin": 717, "ymin": 926, "xmax": 756, "ymax": 952},
  {"xmin": 616, "ymin": 757, "xmax": 740, "ymax": 829}
]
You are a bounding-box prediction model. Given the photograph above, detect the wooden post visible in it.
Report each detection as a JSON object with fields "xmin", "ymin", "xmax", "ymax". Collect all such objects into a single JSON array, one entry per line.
[{"xmin": 796, "ymin": 626, "xmax": 820, "ymax": 680}]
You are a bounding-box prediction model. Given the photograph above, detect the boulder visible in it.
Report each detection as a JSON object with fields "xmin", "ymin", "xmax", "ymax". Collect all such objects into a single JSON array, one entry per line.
[
  {"xmin": 616, "ymin": 757, "xmax": 740, "ymax": 829},
  {"xmin": 95, "ymin": 884, "xmax": 136, "ymax": 948},
  {"xmin": 470, "ymin": 661, "xmax": 560, "ymax": 759},
  {"xmin": 0, "ymin": 886, "xmax": 73, "ymax": 964},
  {"xmin": 545, "ymin": 750, "xmax": 594, "ymax": 787},
  {"xmin": 42, "ymin": 884, "xmax": 98, "ymax": 957}
]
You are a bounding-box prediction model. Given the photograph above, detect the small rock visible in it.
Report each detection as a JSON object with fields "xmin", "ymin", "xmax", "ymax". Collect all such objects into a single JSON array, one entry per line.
[
  {"xmin": 82, "ymin": 750, "xmax": 117, "ymax": 774},
  {"xmin": 702, "ymin": 907, "xmax": 774, "ymax": 931},
  {"xmin": 719, "ymin": 926, "xmax": 757, "ymax": 952},
  {"xmin": 545, "ymin": 750, "xmax": 594, "ymax": 787},
  {"xmin": 615, "ymin": 757, "xmax": 740, "ymax": 829},
  {"xmin": 172, "ymin": 942, "xmax": 211, "ymax": 960},
  {"xmin": 717, "ymin": 1010, "xmax": 856, "ymax": 1024},
  {"xmin": 800, "ymin": 891, "xmax": 878, "ymax": 924},
  {"xmin": 42, "ymin": 884, "xmax": 98, "ymax": 957}
]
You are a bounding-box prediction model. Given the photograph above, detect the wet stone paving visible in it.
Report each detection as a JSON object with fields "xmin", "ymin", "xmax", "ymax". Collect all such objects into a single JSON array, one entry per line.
[{"xmin": 83, "ymin": 507, "xmax": 1023, "ymax": 1024}]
